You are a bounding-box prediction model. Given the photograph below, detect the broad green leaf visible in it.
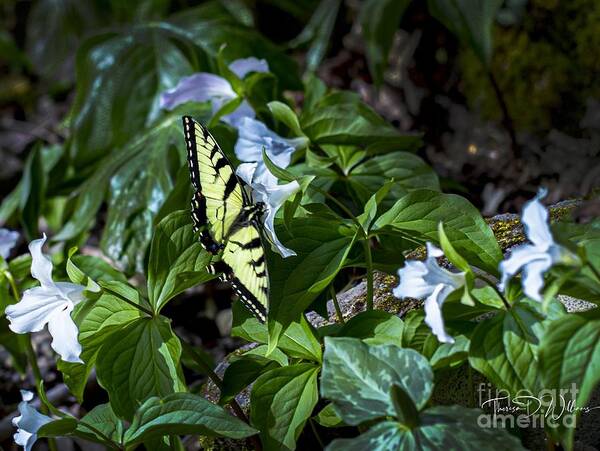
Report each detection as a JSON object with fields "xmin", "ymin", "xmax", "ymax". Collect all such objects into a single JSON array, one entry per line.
[
  {"xmin": 96, "ymin": 316, "xmax": 186, "ymax": 420},
  {"xmin": 359, "ymin": 0, "xmax": 410, "ymax": 86},
  {"xmin": 267, "ymin": 217, "xmax": 356, "ymax": 351},
  {"xmin": 76, "ymin": 404, "xmax": 124, "ymax": 446},
  {"xmin": 288, "ymin": 0, "xmax": 342, "ymax": 71},
  {"xmin": 469, "ymin": 300, "xmax": 565, "ymax": 396},
  {"xmin": 232, "ymin": 304, "xmax": 322, "ymax": 362},
  {"xmin": 430, "ymin": 334, "xmax": 470, "ymax": 369},
  {"xmin": 300, "ymin": 95, "xmax": 421, "ymax": 149},
  {"xmin": 124, "ymin": 393, "xmax": 258, "ymax": 445},
  {"xmin": 220, "ymin": 354, "xmax": 280, "ymax": 405},
  {"xmin": 268, "ymin": 101, "xmax": 304, "ymax": 137},
  {"xmin": 326, "ymin": 406, "xmax": 526, "ymax": 450},
  {"xmin": 321, "ymin": 337, "xmax": 433, "ymax": 425},
  {"xmin": 314, "ymin": 403, "xmax": 344, "ymax": 428},
  {"xmin": 348, "ymin": 152, "xmax": 439, "ymax": 210},
  {"xmin": 438, "ymin": 222, "xmax": 471, "ymax": 273},
  {"xmin": 251, "ymin": 363, "xmax": 320, "ymax": 450},
  {"xmin": 374, "ymin": 190, "xmax": 502, "ymax": 274},
  {"xmin": 427, "ymin": 0, "xmax": 503, "ymax": 66},
  {"xmin": 19, "ymin": 146, "xmax": 45, "ymax": 240},
  {"xmin": 37, "ymin": 418, "xmax": 79, "ymax": 437},
  {"xmin": 58, "ymin": 286, "xmax": 144, "ymax": 401},
  {"xmin": 539, "ymin": 309, "xmax": 600, "ymax": 449},
  {"xmin": 147, "ymin": 210, "xmax": 213, "ymax": 312},
  {"xmin": 357, "ymin": 181, "xmax": 394, "ymax": 232},
  {"xmin": 334, "ymin": 310, "xmax": 403, "ymax": 346},
  {"xmin": 69, "ymin": 24, "xmax": 198, "ymax": 167}
]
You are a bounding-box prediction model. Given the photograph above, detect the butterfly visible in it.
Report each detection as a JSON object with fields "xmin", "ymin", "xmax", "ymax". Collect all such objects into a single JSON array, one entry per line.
[{"xmin": 182, "ymin": 116, "xmax": 269, "ymax": 322}]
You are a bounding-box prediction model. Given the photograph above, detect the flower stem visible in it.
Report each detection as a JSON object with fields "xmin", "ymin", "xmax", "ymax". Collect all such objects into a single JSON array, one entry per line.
[
  {"xmin": 5, "ymin": 271, "xmax": 20, "ymax": 301},
  {"xmin": 475, "ymin": 273, "xmax": 511, "ymax": 310},
  {"xmin": 362, "ymin": 240, "xmax": 374, "ymax": 310},
  {"xmin": 329, "ymin": 285, "xmax": 345, "ymax": 324}
]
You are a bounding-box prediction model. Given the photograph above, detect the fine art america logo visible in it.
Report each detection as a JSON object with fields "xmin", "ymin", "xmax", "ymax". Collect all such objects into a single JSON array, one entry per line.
[{"xmin": 477, "ymin": 383, "xmax": 600, "ymax": 429}]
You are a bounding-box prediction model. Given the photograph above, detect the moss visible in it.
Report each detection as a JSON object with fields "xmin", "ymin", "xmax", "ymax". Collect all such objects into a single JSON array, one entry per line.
[{"xmin": 459, "ymin": 0, "xmax": 600, "ymax": 133}]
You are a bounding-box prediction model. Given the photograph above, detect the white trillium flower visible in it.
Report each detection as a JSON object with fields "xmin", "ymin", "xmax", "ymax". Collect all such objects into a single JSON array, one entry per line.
[
  {"xmin": 236, "ymin": 162, "xmax": 300, "ymax": 258},
  {"xmin": 0, "ymin": 228, "xmax": 19, "ymax": 259},
  {"xmin": 234, "ymin": 117, "xmax": 307, "ymax": 172},
  {"xmin": 393, "ymin": 243, "xmax": 465, "ymax": 344},
  {"xmin": 498, "ymin": 189, "xmax": 579, "ymax": 302},
  {"xmin": 160, "ymin": 57, "xmax": 269, "ymax": 126},
  {"xmin": 13, "ymin": 390, "xmax": 52, "ymax": 451},
  {"xmin": 5, "ymin": 235, "xmax": 85, "ymax": 363}
]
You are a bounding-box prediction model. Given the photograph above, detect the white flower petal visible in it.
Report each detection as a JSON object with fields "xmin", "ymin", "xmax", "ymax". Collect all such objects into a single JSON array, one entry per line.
[
  {"xmin": 393, "ymin": 260, "xmax": 433, "ymax": 299},
  {"xmin": 521, "ymin": 257, "xmax": 553, "ymax": 302},
  {"xmin": 236, "ymin": 162, "xmax": 258, "ymax": 186},
  {"xmin": 221, "ymin": 99, "xmax": 256, "ymax": 127},
  {"xmin": 54, "ymin": 282, "xmax": 85, "ymax": 304},
  {"xmin": 394, "ymin": 242, "xmax": 465, "ymax": 302},
  {"xmin": 5, "ymin": 287, "xmax": 68, "ymax": 334},
  {"xmin": 263, "ymin": 208, "xmax": 296, "ymax": 257},
  {"xmin": 47, "ymin": 307, "xmax": 83, "ymax": 363},
  {"xmin": 424, "ymin": 284, "xmax": 455, "ymax": 344},
  {"xmin": 498, "ymin": 244, "xmax": 547, "ymax": 292},
  {"xmin": 29, "ymin": 235, "xmax": 54, "ymax": 289},
  {"xmin": 0, "ymin": 228, "xmax": 19, "ymax": 259},
  {"xmin": 228, "ymin": 57, "xmax": 269, "ymax": 79},
  {"xmin": 234, "ymin": 117, "xmax": 298, "ymax": 167},
  {"xmin": 160, "ymin": 73, "xmax": 235, "ymax": 111},
  {"xmin": 13, "ymin": 390, "xmax": 52, "ymax": 451},
  {"xmin": 265, "ymin": 180, "xmax": 300, "ymax": 212},
  {"xmin": 522, "ymin": 188, "xmax": 553, "ymax": 249}
]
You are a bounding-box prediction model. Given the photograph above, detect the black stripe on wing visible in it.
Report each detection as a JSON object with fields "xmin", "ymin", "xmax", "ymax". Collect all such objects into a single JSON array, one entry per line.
[
  {"xmin": 212, "ymin": 260, "xmax": 267, "ymax": 322},
  {"xmin": 191, "ymin": 191, "xmax": 223, "ymax": 255}
]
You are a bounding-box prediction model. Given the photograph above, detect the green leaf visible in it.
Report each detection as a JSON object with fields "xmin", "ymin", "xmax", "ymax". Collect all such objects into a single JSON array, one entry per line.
[
  {"xmin": 300, "ymin": 95, "xmax": 421, "ymax": 149},
  {"xmin": 268, "ymin": 101, "xmax": 305, "ymax": 137},
  {"xmin": 326, "ymin": 406, "xmax": 526, "ymax": 450},
  {"xmin": 233, "ymin": 304, "xmax": 322, "ymax": 362},
  {"xmin": 124, "ymin": 393, "xmax": 258, "ymax": 446},
  {"xmin": 76, "ymin": 404, "xmax": 124, "ymax": 446},
  {"xmin": 262, "ymin": 148, "xmax": 297, "ymax": 182},
  {"xmin": 147, "ymin": 210, "xmax": 213, "ymax": 312},
  {"xmin": 469, "ymin": 300, "xmax": 564, "ymax": 395},
  {"xmin": 427, "ymin": 0, "xmax": 503, "ymax": 66},
  {"xmin": 58, "ymin": 286, "xmax": 144, "ymax": 401},
  {"xmin": 321, "ymin": 337, "xmax": 433, "ymax": 425},
  {"xmin": 250, "ymin": 363, "xmax": 320, "ymax": 450},
  {"xmin": 288, "ymin": 0, "xmax": 342, "ymax": 71},
  {"xmin": 314, "ymin": 403, "xmax": 344, "ymax": 428},
  {"xmin": 96, "ymin": 316, "xmax": 186, "ymax": 420},
  {"xmin": 334, "ymin": 310, "xmax": 403, "ymax": 346},
  {"xmin": 348, "ymin": 152, "xmax": 439, "ymax": 210},
  {"xmin": 19, "ymin": 146, "xmax": 45, "ymax": 240},
  {"xmin": 390, "ymin": 384, "xmax": 420, "ymax": 427},
  {"xmin": 37, "ymin": 418, "xmax": 79, "ymax": 438},
  {"xmin": 374, "ymin": 190, "xmax": 502, "ymax": 274},
  {"xmin": 438, "ymin": 222, "xmax": 471, "ymax": 273},
  {"xmin": 359, "ymin": 0, "xmax": 410, "ymax": 86},
  {"xmin": 430, "ymin": 334, "xmax": 470, "ymax": 369},
  {"xmin": 539, "ymin": 309, "xmax": 600, "ymax": 449},
  {"xmin": 69, "ymin": 24, "xmax": 198, "ymax": 167},
  {"xmin": 220, "ymin": 354, "xmax": 280, "ymax": 405},
  {"xmin": 267, "ymin": 217, "xmax": 356, "ymax": 351}
]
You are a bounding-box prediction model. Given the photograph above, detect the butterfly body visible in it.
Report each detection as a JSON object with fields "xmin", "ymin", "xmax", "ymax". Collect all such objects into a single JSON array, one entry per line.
[{"xmin": 183, "ymin": 116, "xmax": 269, "ymax": 322}]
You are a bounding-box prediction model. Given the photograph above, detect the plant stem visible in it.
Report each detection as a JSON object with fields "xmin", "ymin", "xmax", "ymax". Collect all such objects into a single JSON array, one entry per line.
[
  {"xmin": 475, "ymin": 273, "xmax": 511, "ymax": 310},
  {"xmin": 487, "ymin": 70, "xmax": 519, "ymax": 159},
  {"xmin": 5, "ymin": 271, "xmax": 20, "ymax": 301},
  {"xmin": 101, "ymin": 286, "xmax": 154, "ymax": 317},
  {"xmin": 309, "ymin": 419, "xmax": 325, "ymax": 449},
  {"xmin": 329, "ymin": 285, "xmax": 345, "ymax": 324},
  {"xmin": 362, "ymin": 240, "xmax": 374, "ymax": 310},
  {"xmin": 307, "ymin": 184, "xmax": 364, "ymax": 233}
]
